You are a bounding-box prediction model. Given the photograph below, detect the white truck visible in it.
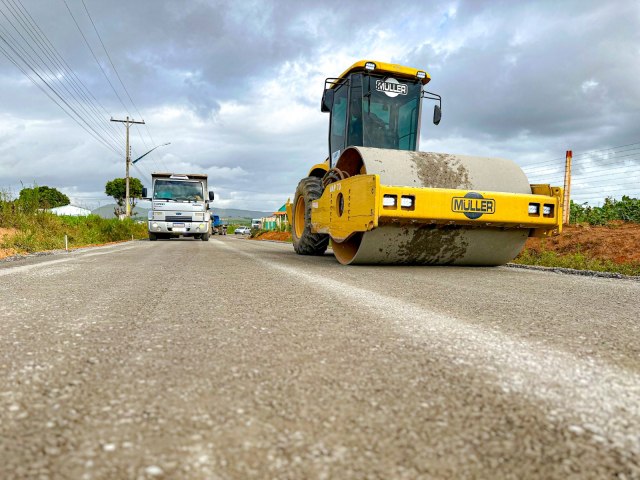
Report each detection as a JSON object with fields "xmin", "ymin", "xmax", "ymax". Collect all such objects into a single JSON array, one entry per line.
[{"xmin": 142, "ymin": 173, "xmax": 214, "ymax": 241}]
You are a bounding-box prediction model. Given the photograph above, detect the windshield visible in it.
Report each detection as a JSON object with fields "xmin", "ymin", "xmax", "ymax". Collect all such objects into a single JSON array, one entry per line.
[
  {"xmin": 153, "ymin": 180, "xmax": 204, "ymax": 201},
  {"xmin": 361, "ymin": 75, "xmax": 421, "ymax": 150}
]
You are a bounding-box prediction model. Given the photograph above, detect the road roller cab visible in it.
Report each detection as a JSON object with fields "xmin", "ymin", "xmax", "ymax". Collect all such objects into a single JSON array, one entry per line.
[
  {"xmin": 320, "ymin": 60, "xmax": 441, "ymax": 162},
  {"xmin": 288, "ymin": 60, "xmax": 563, "ymax": 265}
]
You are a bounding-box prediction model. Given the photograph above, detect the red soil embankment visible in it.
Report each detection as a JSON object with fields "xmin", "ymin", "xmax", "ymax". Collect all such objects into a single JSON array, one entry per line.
[
  {"xmin": 251, "ymin": 231, "xmax": 292, "ymax": 242},
  {"xmin": 524, "ymin": 222, "xmax": 640, "ymax": 265}
]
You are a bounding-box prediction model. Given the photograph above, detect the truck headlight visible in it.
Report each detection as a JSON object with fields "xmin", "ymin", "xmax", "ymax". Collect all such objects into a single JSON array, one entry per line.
[
  {"xmin": 152, "ymin": 222, "xmax": 159, "ymax": 229},
  {"xmin": 148, "ymin": 211, "xmax": 153, "ymax": 220}
]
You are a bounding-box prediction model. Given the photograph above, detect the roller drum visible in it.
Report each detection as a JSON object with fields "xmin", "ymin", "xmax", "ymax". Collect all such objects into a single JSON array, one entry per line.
[{"xmin": 331, "ymin": 147, "xmax": 531, "ymax": 266}]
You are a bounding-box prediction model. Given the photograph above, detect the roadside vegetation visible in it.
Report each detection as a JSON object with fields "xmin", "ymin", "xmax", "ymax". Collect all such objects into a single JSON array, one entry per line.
[
  {"xmin": 513, "ymin": 249, "xmax": 640, "ymax": 276},
  {"xmin": 0, "ymin": 189, "xmax": 146, "ymax": 257},
  {"xmin": 514, "ymin": 196, "xmax": 640, "ymax": 276},
  {"xmin": 569, "ymin": 196, "xmax": 640, "ymax": 225}
]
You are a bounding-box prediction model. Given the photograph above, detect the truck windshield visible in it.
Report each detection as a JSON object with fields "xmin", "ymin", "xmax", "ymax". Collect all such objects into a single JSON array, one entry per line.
[
  {"xmin": 361, "ymin": 76, "xmax": 421, "ymax": 150},
  {"xmin": 153, "ymin": 180, "xmax": 204, "ymax": 201}
]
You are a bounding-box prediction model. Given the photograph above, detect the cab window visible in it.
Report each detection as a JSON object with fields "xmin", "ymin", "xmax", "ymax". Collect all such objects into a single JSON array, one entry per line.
[{"xmin": 329, "ymin": 84, "xmax": 348, "ymax": 162}]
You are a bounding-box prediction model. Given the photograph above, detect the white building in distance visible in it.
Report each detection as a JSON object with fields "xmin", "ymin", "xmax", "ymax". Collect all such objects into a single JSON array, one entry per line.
[{"xmin": 50, "ymin": 205, "xmax": 92, "ymax": 217}]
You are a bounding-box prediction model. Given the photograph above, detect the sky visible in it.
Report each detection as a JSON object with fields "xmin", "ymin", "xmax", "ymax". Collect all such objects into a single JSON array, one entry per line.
[{"xmin": 0, "ymin": 0, "xmax": 639, "ymax": 211}]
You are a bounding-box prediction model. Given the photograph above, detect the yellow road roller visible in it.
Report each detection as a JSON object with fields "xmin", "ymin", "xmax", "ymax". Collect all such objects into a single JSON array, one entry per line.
[{"xmin": 286, "ymin": 60, "xmax": 562, "ymax": 265}]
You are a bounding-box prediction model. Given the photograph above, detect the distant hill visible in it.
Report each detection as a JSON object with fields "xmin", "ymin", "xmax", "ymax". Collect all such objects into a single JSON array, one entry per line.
[{"xmin": 92, "ymin": 204, "xmax": 272, "ymax": 221}]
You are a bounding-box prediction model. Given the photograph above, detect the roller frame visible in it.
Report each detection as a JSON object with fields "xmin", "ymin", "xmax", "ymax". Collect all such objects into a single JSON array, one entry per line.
[{"xmin": 309, "ymin": 174, "xmax": 563, "ymax": 242}]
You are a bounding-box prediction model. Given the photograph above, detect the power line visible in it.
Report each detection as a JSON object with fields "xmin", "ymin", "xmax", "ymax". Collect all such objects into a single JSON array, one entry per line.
[
  {"xmin": 8, "ymin": 0, "xmax": 123, "ymax": 140},
  {"xmin": 572, "ymin": 141, "xmax": 640, "ymax": 158},
  {"xmin": 0, "ymin": 9, "xmax": 121, "ymax": 150},
  {"xmin": 522, "ymin": 145, "xmax": 640, "ymax": 170},
  {"xmin": 525, "ymin": 158, "xmax": 640, "ymax": 177},
  {"xmin": 0, "ymin": 32, "xmax": 120, "ymax": 154},
  {"xmin": 61, "ymin": 0, "xmax": 131, "ymax": 117},
  {"xmin": 80, "ymin": 0, "xmax": 166, "ymax": 172},
  {"xmin": 0, "ymin": 0, "xmax": 122, "ymax": 153},
  {"xmin": 3, "ymin": 0, "xmax": 120, "ymax": 137}
]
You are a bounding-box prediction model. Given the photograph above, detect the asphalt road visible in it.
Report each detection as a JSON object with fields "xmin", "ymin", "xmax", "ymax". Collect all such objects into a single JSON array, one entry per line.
[{"xmin": 1, "ymin": 236, "xmax": 639, "ymax": 479}]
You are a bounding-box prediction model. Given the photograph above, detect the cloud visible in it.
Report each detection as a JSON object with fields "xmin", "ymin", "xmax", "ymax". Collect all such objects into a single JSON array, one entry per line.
[{"xmin": 0, "ymin": 0, "xmax": 638, "ymax": 209}]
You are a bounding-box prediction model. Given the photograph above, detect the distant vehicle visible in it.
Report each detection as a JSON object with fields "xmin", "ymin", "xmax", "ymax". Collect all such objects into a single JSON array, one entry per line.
[
  {"xmin": 234, "ymin": 227, "xmax": 251, "ymax": 235},
  {"xmin": 143, "ymin": 173, "xmax": 214, "ymax": 241},
  {"xmin": 210, "ymin": 214, "xmax": 227, "ymax": 235},
  {"xmin": 251, "ymin": 218, "xmax": 262, "ymax": 229}
]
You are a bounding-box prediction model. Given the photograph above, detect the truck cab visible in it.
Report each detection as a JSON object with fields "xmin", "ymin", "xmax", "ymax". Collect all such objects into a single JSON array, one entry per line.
[{"xmin": 143, "ymin": 173, "xmax": 214, "ymax": 241}]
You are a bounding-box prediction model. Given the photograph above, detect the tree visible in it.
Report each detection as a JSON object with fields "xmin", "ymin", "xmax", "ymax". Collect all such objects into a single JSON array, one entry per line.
[
  {"xmin": 19, "ymin": 185, "xmax": 70, "ymax": 209},
  {"xmin": 105, "ymin": 177, "xmax": 143, "ymax": 217}
]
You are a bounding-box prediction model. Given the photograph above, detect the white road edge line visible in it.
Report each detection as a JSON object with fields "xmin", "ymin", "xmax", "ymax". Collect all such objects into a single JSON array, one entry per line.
[
  {"xmin": 221, "ymin": 239, "xmax": 640, "ymax": 455},
  {"xmin": 0, "ymin": 245, "xmax": 138, "ymax": 277}
]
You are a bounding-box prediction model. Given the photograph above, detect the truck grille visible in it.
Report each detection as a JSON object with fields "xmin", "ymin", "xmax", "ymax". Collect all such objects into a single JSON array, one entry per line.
[{"xmin": 165, "ymin": 215, "xmax": 193, "ymax": 222}]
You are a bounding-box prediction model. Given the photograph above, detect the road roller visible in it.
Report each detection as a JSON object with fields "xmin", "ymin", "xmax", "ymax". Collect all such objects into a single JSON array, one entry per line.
[{"xmin": 286, "ymin": 60, "xmax": 563, "ymax": 265}]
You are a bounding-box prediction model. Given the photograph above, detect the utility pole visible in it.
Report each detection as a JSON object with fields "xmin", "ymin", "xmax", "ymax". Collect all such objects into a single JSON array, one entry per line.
[{"xmin": 111, "ymin": 116, "xmax": 145, "ymax": 217}]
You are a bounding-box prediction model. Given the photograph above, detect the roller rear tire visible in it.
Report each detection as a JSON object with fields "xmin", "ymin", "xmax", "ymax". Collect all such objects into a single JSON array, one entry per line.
[{"xmin": 291, "ymin": 177, "xmax": 329, "ymax": 255}]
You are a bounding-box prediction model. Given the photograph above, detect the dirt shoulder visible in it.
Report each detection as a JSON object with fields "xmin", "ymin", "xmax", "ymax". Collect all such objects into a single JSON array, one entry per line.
[
  {"xmin": 251, "ymin": 231, "xmax": 292, "ymax": 242},
  {"xmin": 523, "ymin": 222, "xmax": 640, "ymax": 265}
]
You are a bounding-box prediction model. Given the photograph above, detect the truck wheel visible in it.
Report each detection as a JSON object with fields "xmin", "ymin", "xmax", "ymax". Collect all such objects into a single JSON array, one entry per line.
[
  {"xmin": 149, "ymin": 233, "xmax": 157, "ymax": 241},
  {"xmin": 201, "ymin": 232, "xmax": 209, "ymax": 241},
  {"xmin": 292, "ymin": 177, "xmax": 329, "ymax": 255}
]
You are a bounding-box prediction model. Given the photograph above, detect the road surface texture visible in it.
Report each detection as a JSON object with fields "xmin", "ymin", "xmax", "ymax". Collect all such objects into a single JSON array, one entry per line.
[{"xmin": 1, "ymin": 237, "xmax": 638, "ymax": 479}]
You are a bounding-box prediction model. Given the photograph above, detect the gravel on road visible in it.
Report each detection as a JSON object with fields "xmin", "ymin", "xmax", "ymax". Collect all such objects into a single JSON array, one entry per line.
[{"xmin": 1, "ymin": 237, "xmax": 638, "ymax": 479}]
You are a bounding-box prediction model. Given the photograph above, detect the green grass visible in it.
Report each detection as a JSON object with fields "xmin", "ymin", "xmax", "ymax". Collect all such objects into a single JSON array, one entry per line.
[
  {"xmin": 514, "ymin": 249, "xmax": 640, "ymax": 276},
  {"xmin": 1, "ymin": 192, "xmax": 147, "ymax": 254}
]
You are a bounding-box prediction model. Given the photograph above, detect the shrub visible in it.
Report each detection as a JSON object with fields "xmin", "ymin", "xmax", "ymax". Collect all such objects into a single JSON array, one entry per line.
[
  {"xmin": 570, "ymin": 196, "xmax": 640, "ymax": 225},
  {"xmin": 1, "ymin": 197, "xmax": 147, "ymax": 254}
]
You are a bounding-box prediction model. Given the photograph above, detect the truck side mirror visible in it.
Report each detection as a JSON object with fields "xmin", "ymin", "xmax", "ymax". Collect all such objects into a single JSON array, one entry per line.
[
  {"xmin": 321, "ymin": 89, "xmax": 334, "ymax": 112},
  {"xmin": 142, "ymin": 187, "xmax": 148, "ymax": 198},
  {"xmin": 433, "ymin": 105, "xmax": 442, "ymax": 125},
  {"xmin": 208, "ymin": 191, "xmax": 215, "ymax": 201}
]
